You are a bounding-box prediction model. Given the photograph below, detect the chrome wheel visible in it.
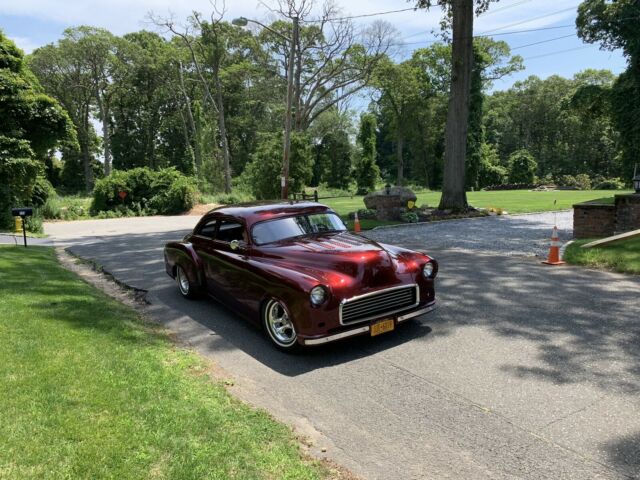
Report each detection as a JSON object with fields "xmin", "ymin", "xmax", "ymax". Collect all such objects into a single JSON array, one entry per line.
[
  {"xmin": 176, "ymin": 266, "xmax": 190, "ymax": 296},
  {"xmin": 264, "ymin": 299, "xmax": 297, "ymax": 347}
]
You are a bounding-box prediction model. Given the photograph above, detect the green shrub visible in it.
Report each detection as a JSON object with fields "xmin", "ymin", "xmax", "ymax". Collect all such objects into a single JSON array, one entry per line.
[
  {"xmin": 30, "ymin": 176, "xmax": 55, "ymax": 207},
  {"xmin": 400, "ymin": 212, "xmax": 419, "ymax": 223},
  {"xmin": 594, "ymin": 177, "xmax": 626, "ymax": 190},
  {"xmin": 91, "ymin": 167, "xmax": 197, "ymax": 216},
  {"xmin": 148, "ymin": 176, "xmax": 198, "ymax": 215},
  {"xmin": 41, "ymin": 196, "xmax": 62, "ymax": 219},
  {"xmin": 557, "ymin": 174, "xmax": 591, "ymax": 190},
  {"xmin": 203, "ymin": 191, "xmax": 256, "ymax": 205},
  {"xmin": 508, "ymin": 149, "xmax": 537, "ymax": 184}
]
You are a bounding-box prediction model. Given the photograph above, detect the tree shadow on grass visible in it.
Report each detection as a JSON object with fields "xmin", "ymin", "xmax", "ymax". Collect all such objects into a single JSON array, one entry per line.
[{"xmin": 0, "ymin": 245, "xmax": 167, "ymax": 347}]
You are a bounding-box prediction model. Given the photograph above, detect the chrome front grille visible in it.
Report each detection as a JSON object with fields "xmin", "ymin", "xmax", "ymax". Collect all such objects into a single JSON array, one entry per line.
[{"xmin": 340, "ymin": 285, "xmax": 419, "ymax": 325}]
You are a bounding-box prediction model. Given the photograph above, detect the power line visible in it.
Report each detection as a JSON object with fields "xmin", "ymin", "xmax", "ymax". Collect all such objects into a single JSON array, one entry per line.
[
  {"xmin": 523, "ymin": 45, "xmax": 594, "ymax": 60},
  {"xmin": 403, "ymin": 5, "xmax": 577, "ymax": 41},
  {"xmin": 510, "ymin": 33, "xmax": 576, "ymax": 50},
  {"xmin": 478, "ymin": 5, "xmax": 578, "ymax": 34},
  {"xmin": 394, "ymin": 25, "xmax": 576, "ymax": 48},
  {"xmin": 481, "ymin": 0, "xmax": 535, "ymax": 16},
  {"xmin": 306, "ymin": 7, "xmax": 416, "ymax": 23},
  {"xmin": 477, "ymin": 24, "xmax": 574, "ymax": 37}
]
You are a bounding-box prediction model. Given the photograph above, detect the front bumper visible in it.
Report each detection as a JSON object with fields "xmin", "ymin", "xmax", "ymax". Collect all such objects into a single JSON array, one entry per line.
[{"xmin": 301, "ymin": 301, "xmax": 436, "ymax": 346}]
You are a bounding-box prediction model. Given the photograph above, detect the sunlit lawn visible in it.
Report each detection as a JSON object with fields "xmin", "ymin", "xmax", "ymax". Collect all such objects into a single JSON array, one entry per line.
[
  {"xmin": 323, "ymin": 190, "xmax": 633, "ymax": 216},
  {"xmin": 564, "ymin": 237, "xmax": 640, "ymax": 275},
  {"xmin": 0, "ymin": 246, "xmax": 326, "ymax": 479}
]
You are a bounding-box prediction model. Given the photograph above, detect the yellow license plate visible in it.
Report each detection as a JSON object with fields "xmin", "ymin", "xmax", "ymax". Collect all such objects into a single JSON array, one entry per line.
[{"xmin": 371, "ymin": 318, "xmax": 395, "ymax": 337}]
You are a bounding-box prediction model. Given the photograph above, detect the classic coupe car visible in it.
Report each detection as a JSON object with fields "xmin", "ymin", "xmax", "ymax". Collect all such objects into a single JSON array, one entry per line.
[{"xmin": 164, "ymin": 202, "xmax": 437, "ymax": 350}]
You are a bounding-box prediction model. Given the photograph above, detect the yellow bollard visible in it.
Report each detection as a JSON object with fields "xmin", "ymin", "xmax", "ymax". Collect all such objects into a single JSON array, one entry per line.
[{"xmin": 15, "ymin": 216, "xmax": 23, "ymax": 234}]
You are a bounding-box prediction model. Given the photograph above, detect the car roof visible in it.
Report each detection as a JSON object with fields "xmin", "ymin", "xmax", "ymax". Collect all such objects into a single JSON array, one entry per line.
[{"xmin": 204, "ymin": 201, "xmax": 334, "ymax": 226}]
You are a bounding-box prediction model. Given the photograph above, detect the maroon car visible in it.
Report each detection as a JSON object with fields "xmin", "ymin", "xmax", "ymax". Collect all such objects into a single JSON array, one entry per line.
[{"xmin": 164, "ymin": 202, "xmax": 437, "ymax": 351}]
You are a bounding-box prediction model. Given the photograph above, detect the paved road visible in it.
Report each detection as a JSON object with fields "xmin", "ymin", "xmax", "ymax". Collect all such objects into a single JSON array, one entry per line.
[{"xmin": 44, "ymin": 214, "xmax": 640, "ymax": 480}]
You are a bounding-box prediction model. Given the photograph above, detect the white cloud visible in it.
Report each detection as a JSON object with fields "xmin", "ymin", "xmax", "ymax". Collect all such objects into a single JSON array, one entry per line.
[{"xmin": 7, "ymin": 35, "xmax": 40, "ymax": 54}]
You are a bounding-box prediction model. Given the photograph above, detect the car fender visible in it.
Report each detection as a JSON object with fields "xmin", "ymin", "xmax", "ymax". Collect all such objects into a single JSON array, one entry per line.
[
  {"xmin": 247, "ymin": 258, "xmax": 322, "ymax": 330},
  {"xmin": 164, "ymin": 242, "xmax": 205, "ymax": 288}
]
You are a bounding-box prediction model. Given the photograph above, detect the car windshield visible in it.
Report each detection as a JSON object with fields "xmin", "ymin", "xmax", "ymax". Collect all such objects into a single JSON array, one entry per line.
[{"xmin": 252, "ymin": 212, "xmax": 347, "ymax": 245}]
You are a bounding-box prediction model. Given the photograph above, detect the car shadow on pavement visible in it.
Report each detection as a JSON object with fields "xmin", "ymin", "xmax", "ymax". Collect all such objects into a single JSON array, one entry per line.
[
  {"xmin": 64, "ymin": 231, "xmax": 436, "ymax": 375},
  {"xmin": 155, "ymin": 281, "xmax": 435, "ymax": 375}
]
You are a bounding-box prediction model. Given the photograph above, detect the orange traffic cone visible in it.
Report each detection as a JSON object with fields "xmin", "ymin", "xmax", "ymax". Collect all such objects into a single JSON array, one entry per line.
[
  {"xmin": 543, "ymin": 226, "xmax": 565, "ymax": 265},
  {"xmin": 354, "ymin": 212, "xmax": 361, "ymax": 233}
]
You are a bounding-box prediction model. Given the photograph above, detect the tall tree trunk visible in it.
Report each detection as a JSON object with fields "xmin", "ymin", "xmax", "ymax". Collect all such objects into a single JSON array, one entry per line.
[
  {"xmin": 214, "ymin": 69, "xmax": 232, "ymax": 194},
  {"xmin": 96, "ymin": 94, "xmax": 112, "ymax": 176},
  {"xmin": 178, "ymin": 63, "xmax": 202, "ymax": 176},
  {"xmin": 396, "ymin": 133, "xmax": 404, "ymax": 186},
  {"xmin": 81, "ymin": 109, "xmax": 93, "ymax": 192},
  {"xmin": 438, "ymin": 0, "xmax": 473, "ymax": 210},
  {"xmin": 294, "ymin": 32, "xmax": 303, "ymax": 132}
]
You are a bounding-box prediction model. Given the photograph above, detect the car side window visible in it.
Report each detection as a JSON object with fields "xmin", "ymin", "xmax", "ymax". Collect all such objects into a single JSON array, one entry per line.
[
  {"xmin": 216, "ymin": 220, "xmax": 246, "ymax": 243},
  {"xmin": 197, "ymin": 219, "xmax": 218, "ymax": 239}
]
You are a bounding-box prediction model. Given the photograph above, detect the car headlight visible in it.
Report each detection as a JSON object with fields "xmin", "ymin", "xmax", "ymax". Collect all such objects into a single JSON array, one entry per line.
[
  {"xmin": 310, "ymin": 285, "xmax": 328, "ymax": 306},
  {"xmin": 422, "ymin": 262, "xmax": 435, "ymax": 279}
]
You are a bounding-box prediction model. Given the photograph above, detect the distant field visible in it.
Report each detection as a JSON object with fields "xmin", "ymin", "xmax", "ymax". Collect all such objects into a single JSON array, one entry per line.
[{"xmin": 322, "ymin": 190, "xmax": 633, "ymax": 216}]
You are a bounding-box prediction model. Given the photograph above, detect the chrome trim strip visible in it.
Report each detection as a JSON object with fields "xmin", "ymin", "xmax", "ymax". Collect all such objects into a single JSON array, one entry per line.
[
  {"xmin": 303, "ymin": 326, "xmax": 370, "ymax": 345},
  {"xmin": 339, "ymin": 284, "xmax": 420, "ymax": 326},
  {"xmin": 396, "ymin": 302, "xmax": 436, "ymax": 322}
]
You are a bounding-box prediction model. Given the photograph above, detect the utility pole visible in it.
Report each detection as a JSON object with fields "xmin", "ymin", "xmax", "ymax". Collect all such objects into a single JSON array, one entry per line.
[{"xmin": 281, "ymin": 16, "xmax": 298, "ymax": 200}]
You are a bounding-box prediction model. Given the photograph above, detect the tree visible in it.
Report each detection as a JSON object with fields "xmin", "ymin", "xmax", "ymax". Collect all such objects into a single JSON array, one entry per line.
[
  {"xmin": 508, "ymin": 149, "xmax": 537, "ymax": 184},
  {"xmin": 484, "ymin": 71, "xmax": 620, "ymax": 179},
  {"xmin": 29, "ymin": 27, "xmax": 120, "ymax": 187},
  {"xmin": 415, "ymin": 0, "xmax": 497, "ymax": 210},
  {"xmin": 466, "ymin": 38, "xmax": 523, "ymax": 190},
  {"xmin": 355, "ymin": 113, "xmax": 380, "ymax": 194},
  {"xmin": 373, "ymin": 57, "xmax": 429, "ymax": 185},
  {"xmin": 261, "ymin": 1, "xmax": 397, "ymax": 132},
  {"xmin": 154, "ymin": 8, "xmax": 235, "ymax": 193},
  {"xmin": 242, "ymin": 132, "xmax": 313, "ymax": 199},
  {"xmin": 0, "ymin": 31, "xmax": 75, "ymax": 228},
  {"xmin": 577, "ymin": 0, "xmax": 640, "ymax": 179}
]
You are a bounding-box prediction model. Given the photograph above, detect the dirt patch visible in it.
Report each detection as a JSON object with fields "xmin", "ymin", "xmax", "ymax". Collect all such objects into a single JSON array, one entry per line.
[{"xmin": 185, "ymin": 203, "xmax": 220, "ymax": 216}]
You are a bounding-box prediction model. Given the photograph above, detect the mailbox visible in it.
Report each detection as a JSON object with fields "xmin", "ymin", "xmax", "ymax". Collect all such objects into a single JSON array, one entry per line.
[
  {"xmin": 12, "ymin": 208, "xmax": 33, "ymax": 218},
  {"xmin": 11, "ymin": 207, "xmax": 32, "ymax": 247}
]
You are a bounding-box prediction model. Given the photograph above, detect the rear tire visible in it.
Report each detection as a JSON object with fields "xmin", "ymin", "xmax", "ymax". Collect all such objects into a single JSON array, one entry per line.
[
  {"xmin": 176, "ymin": 265, "xmax": 199, "ymax": 299},
  {"xmin": 263, "ymin": 299, "xmax": 300, "ymax": 352}
]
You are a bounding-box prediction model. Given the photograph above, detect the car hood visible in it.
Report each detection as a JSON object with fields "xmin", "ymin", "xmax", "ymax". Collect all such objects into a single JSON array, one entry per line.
[{"xmin": 256, "ymin": 232, "xmax": 423, "ymax": 289}]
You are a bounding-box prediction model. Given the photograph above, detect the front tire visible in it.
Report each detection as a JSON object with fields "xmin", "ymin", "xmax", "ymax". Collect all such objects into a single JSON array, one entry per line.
[
  {"xmin": 176, "ymin": 265, "xmax": 199, "ymax": 299},
  {"xmin": 263, "ymin": 299, "xmax": 299, "ymax": 351}
]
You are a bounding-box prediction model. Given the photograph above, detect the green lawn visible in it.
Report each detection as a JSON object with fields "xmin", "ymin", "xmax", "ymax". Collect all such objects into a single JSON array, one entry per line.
[
  {"xmin": 0, "ymin": 246, "xmax": 326, "ymax": 479},
  {"xmin": 322, "ymin": 190, "xmax": 632, "ymax": 216},
  {"xmin": 564, "ymin": 237, "xmax": 640, "ymax": 275}
]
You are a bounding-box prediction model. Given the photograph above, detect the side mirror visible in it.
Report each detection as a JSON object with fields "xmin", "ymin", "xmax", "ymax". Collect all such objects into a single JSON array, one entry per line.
[{"xmin": 230, "ymin": 239, "xmax": 247, "ymax": 251}]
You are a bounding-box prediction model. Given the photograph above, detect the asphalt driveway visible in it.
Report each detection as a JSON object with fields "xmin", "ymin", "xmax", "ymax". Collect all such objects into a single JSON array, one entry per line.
[{"xmin": 43, "ymin": 214, "xmax": 640, "ymax": 479}]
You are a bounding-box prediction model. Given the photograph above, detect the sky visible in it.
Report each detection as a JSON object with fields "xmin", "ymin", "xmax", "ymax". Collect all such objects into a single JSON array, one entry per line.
[{"xmin": 0, "ymin": 0, "xmax": 628, "ymax": 92}]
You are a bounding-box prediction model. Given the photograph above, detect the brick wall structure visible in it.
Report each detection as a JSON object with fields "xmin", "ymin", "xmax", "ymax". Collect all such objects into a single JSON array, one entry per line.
[
  {"xmin": 615, "ymin": 194, "xmax": 640, "ymax": 233},
  {"xmin": 573, "ymin": 193, "xmax": 640, "ymax": 239},
  {"xmin": 573, "ymin": 203, "xmax": 616, "ymax": 239}
]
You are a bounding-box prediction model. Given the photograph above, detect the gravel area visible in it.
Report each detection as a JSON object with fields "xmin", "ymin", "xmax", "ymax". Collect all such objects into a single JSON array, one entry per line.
[{"xmin": 363, "ymin": 210, "xmax": 573, "ymax": 257}]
